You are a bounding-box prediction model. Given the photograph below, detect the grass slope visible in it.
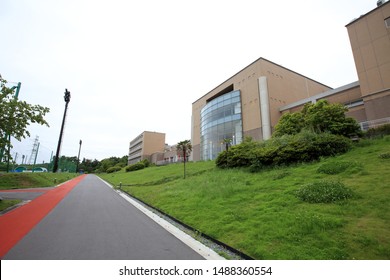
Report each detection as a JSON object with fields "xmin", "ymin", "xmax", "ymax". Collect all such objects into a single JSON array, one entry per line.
[
  {"xmin": 100, "ymin": 137, "xmax": 390, "ymax": 259},
  {"xmin": 0, "ymin": 173, "xmax": 78, "ymax": 190}
]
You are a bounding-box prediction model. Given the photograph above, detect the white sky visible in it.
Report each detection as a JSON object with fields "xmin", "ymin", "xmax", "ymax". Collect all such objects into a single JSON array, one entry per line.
[{"xmin": 1, "ymin": 0, "xmax": 376, "ymax": 163}]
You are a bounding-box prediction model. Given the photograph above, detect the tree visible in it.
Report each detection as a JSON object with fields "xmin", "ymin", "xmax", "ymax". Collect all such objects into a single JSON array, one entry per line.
[
  {"xmin": 223, "ymin": 138, "xmax": 232, "ymax": 152},
  {"xmin": 177, "ymin": 140, "xmax": 192, "ymax": 179},
  {"xmin": 0, "ymin": 76, "xmax": 50, "ymax": 164},
  {"xmin": 273, "ymin": 100, "xmax": 361, "ymax": 138},
  {"xmin": 273, "ymin": 112, "xmax": 305, "ymax": 137}
]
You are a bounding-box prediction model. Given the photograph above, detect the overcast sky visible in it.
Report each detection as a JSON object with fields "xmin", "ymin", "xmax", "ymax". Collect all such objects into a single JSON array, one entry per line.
[{"xmin": 1, "ymin": 0, "xmax": 375, "ymax": 163}]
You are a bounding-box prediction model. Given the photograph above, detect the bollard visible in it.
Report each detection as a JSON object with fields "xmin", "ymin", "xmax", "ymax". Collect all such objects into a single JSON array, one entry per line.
[{"xmin": 119, "ymin": 182, "xmax": 122, "ymax": 190}]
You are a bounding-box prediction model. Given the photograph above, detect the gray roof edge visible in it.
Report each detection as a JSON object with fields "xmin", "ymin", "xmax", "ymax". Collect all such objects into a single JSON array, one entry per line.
[{"xmin": 279, "ymin": 81, "xmax": 360, "ymax": 112}]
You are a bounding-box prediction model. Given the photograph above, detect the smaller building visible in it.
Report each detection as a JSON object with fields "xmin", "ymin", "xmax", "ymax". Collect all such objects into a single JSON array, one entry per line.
[
  {"xmin": 128, "ymin": 131, "xmax": 165, "ymax": 165},
  {"xmin": 151, "ymin": 144, "xmax": 182, "ymax": 165}
]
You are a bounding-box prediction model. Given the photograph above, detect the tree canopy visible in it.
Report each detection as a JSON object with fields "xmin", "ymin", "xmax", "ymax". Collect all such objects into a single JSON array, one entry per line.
[
  {"xmin": 0, "ymin": 76, "xmax": 50, "ymax": 162},
  {"xmin": 273, "ymin": 100, "xmax": 361, "ymax": 138}
]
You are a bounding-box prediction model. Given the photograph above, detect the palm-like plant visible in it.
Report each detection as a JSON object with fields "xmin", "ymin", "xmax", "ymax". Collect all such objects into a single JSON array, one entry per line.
[{"xmin": 177, "ymin": 140, "xmax": 192, "ymax": 179}]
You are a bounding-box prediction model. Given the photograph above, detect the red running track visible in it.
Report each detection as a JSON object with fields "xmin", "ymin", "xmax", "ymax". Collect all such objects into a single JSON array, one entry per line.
[{"xmin": 0, "ymin": 175, "xmax": 87, "ymax": 258}]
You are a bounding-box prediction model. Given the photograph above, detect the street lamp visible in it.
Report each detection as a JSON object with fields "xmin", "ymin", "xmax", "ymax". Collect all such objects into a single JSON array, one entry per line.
[
  {"xmin": 76, "ymin": 140, "xmax": 82, "ymax": 173},
  {"xmin": 53, "ymin": 89, "xmax": 71, "ymax": 173}
]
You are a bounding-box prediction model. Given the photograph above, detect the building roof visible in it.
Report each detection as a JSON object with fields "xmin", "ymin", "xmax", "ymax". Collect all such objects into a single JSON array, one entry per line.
[
  {"xmin": 346, "ymin": 0, "xmax": 390, "ymax": 27},
  {"xmin": 192, "ymin": 57, "xmax": 332, "ymax": 104},
  {"xmin": 279, "ymin": 81, "xmax": 360, "ymax": 112}
]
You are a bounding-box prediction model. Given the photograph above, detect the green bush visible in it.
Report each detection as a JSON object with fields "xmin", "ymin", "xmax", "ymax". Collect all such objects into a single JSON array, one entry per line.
[
  {"xmin": 317, "ymin": 161, "xmax": 350, "ymax": 175},
  {"xmin": 140, "ymin": 159, "xmax": 150, "ymax": 167},
  {"xmin": 125, "ymin": 162, "xmax": 145, "ymax": 172},
  {"xmin": 296, "ymin": 180, "xmax": 354, "ymax": 203},
  {"xmin": 317, "ymin": 161, "xmax": 362, "ymax": 175},
  {"xmin": 106, "ymin": 166, "xmax": 122, "ymax": 173},
  {"xmin": 216, "ymin": 131, "xmax": 352, "ymax": 170},
  {"xmin": 379, "ymin": 152, "xmax": 390, "ymax": 159},
  {"xmin": 216, "ymin": 137, "xmax": 263, "ymax": 168},
  {"xmin": 273, "ymin": 100, "xmax": 361, "ymax": 137}
]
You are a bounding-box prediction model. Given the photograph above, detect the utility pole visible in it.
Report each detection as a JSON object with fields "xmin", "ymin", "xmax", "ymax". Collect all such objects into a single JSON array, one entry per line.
[
  {"xmin": 53, "ymin": 89, "xmax": 71, "ymax": 173},
  {"xmin": 32, "ymin": 142, "xmax": 40, "ymax": 172},
  {"xmin": 76, "ymin": 140, "xmax": 82, "ymax": 173}
]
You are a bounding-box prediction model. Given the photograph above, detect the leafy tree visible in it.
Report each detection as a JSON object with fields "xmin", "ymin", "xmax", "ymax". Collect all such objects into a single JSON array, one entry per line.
[
  {"xmin": 79, "ymin": 158, "xmax": 100, "ymax": 173},
  {"xmin": 0, "ymin": 76, "xmax": 50, "ymax": 164},
  {"xmin": 273, "ymin": 112, "xmax": 305, "ymax": 137},
  {"xmin": 96, "ymin": 156, "xmax": 127, "ymax": 173},
  {"xmin": 273, "ymin": 100, "xmax": 361, "ymax": 137},
  {"xmin": 177, "ymin": 140, "xmax": 192, "ymax": 179}
]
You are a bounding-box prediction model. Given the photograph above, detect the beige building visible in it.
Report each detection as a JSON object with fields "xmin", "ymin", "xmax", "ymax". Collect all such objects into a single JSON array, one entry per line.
[
  {"xmin": 346, "ymin": 0, "xmax": 390, "ymax": 124},
  {"xmin": 191, "ymin": 58, "xmax": 333, "ymax": 161},
  {"xmin": 128, "ymin": 131, "xmax": 165, "ymax": 165},
  {"xmin": 191, "ymin": 2, "xmax": 390, "ymax": 161},
  {"xmin": 150, "ymin": 144, "xmax": 182, "ymax": 165}
]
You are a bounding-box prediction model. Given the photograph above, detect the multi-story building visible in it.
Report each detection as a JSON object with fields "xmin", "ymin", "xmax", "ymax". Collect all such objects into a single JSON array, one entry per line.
[
  {"xmin": 128, "ymin": 131, "xmax": 165, "ymax": 165},
  {"xmin": 191, "ymin": 58, "xmax": 333, "ymax": 161},
  {"xmin": 346, "ymin": 0, "xmax": 390, "ymax": 125},
  {"xmin": 191, "ymin": 1, "xmax": 390, "ymax": 161}
]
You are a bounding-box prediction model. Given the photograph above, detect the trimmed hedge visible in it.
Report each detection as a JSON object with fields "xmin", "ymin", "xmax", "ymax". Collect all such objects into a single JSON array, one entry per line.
[
  {"xmin": 125, "ymin": 162, "xmax": 145, "ymax": 172},
  {"xmin": 216, "ymin": 131, "xmax": 352, "ymax": 170},
  {"xmin": 106, "ymin": 166, "xmax": 122, "ymax": 173}
]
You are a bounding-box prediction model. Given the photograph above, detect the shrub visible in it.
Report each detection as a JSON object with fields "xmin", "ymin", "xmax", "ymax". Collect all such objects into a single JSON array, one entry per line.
[
  {"xmin": 217, "ymin": 131, "xmax": 352, "ymax": 170},
  {"xmin": 125, "ymin": 162, "xmax": 145, "ymax": 172},
  {"xmin": 317, "ymin": 161, "xmax": 362, "ymax": 175},
  {"xmin": 273, "ymin": 100, "xmax": 361, "ymax": 137},
  {"xmin": 106, "ymin": 166, "xmax": 122, "ymax": 173},
  {"xmin": 379, "ymin": 152, "xmax": 390, "ymax": 159},
  {"xmin": 140, "ymin": 159, "xmax": 150, "ymax": 167},
  {"xmin": 216, "ymin": 137, "xmax": 263, "ymax": 168},
  {"xmin": 296, "ymin": 180, "xmax": 354, "ymax": 203},
  {"xmin": 317, "ymin": 161, "xmax": 350, "ymax": 175},
  {"xmin": 312, "ymin": 133, "xmax": 352, "ymax": 157}
]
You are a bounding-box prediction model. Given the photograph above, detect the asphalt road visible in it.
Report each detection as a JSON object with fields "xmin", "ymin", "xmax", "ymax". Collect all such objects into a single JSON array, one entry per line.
[{"xmin": 2, "ymin": 174, "xmax": 204, "ymax": 260}]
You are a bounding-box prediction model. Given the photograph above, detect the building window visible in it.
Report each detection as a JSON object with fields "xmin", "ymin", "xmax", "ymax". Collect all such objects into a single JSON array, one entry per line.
[
  {"xmin": 385, "ymin": 17, "xmax": 390, "ymax": 28},
  {"xmin": 200, "ymin": 90, "xmax": 243, "ymax": 160}
]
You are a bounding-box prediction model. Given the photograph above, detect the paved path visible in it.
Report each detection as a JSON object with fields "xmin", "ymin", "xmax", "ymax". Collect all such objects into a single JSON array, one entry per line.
[{"xmin": 0, "ymin": 174, "xmax": 204, "ymax": 260}]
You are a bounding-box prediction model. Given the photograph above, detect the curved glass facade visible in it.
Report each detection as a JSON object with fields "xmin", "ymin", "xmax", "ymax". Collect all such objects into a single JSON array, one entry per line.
[{"xmin": 200, "ymin": 90, "xmax": 243, "ymax": 160}]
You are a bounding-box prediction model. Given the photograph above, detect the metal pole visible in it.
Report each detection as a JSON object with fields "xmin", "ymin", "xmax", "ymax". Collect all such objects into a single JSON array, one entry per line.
[
  {"xmin": 76, "ymin": 139, "xmax": 82, "ymax": 173},
  {"xmin": 32, "ymin": 142, "xmax": 40, "ymax": 172},
  {"xmin": 53, "ymin": 89, "xmax": 71, "ymax": 173}
]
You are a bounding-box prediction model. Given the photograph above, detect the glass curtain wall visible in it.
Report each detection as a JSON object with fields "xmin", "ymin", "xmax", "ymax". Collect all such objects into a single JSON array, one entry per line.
[{"xmin": 200, "ymin": 90, "xmax": 243, "ymax": 160}]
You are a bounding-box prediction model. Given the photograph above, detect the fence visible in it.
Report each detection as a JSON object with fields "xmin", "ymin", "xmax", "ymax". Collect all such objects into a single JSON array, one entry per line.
[{"xmin": 359, "ymin": 117, "xmax": 390, "ymax": 131}]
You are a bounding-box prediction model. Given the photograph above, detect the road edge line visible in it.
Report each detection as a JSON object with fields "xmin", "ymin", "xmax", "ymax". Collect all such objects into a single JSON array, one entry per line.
[{"xmin": 96, "ymin": 176, "xmax": 225, "ymax": 260}]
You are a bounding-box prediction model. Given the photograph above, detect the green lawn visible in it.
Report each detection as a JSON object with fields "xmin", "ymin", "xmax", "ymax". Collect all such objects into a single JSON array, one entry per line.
[
  {"xmin": 0, "ymin": 199, "xmax": 22, "ymax": 212},
  {"xmin": 99, "ymin": 137, "xmax": 390, "ymax": 259},
  {"xmin": 0, "ymin": 172, "xmax": 78, "ymax": 190}
]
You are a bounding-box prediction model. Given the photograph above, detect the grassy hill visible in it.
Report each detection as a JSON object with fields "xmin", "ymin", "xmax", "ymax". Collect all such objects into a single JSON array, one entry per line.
[
  {"xmin": 0, "ymin": 173, "xmax": 78, "ymax": 212},
  {"xmin": 100, "ymin": 137, "xmax": 390, "ymax": 259},
  {"xmin": 0, "ymin": 173, "xmax": 78, "ymax": 190}
]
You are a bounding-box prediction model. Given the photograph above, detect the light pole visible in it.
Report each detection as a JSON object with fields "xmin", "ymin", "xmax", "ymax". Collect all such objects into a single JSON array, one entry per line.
[
  {"xmin": 53, "ymin": 89, "xmax": 71, "ymax": 173},
  {"xmin": 76, "ymin": 140, "xmax": 82, "ymax": 173}
]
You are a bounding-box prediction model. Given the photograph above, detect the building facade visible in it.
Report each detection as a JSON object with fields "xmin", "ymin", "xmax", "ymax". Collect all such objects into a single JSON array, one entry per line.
[
  {"xmin": 191, "ymin": 2, "xmax": 390, "ymax": 162},
  {"xmin": 192, "ymin": 58, "xmax": 332, "ymax": 161},
  {"xmin": 128, "ymin": 131, "xmax": 165, "ymax": 165},
  {"xmin": 346, "ymin": 0, "xmax": 390, "ymax": 125}
]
